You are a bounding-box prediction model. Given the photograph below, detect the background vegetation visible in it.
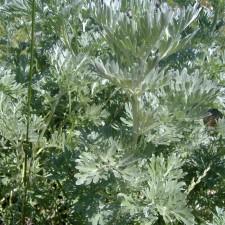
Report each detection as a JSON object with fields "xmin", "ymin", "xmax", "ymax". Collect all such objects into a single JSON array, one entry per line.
[{"xmin": 0, "ymin": 0, "xmax": 225, "ymax": 224}]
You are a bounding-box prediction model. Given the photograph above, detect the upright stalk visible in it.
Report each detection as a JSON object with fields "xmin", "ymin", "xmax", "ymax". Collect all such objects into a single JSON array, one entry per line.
[
  {"xmin": 131, "ymin": 94, "xmax": 140, "ymax": 148},
  {"xmin": 21, "ymin": 0, "xmax": 35, "ymax": 224}
]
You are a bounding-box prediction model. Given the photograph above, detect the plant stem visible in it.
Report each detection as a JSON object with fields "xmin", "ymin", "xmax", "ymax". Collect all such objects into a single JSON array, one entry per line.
[
  {"xmin": 131, "ymin": 94, "xmax": 139, "ymax": 148},
  {"xmin": 21, "ymin": 0, "xmax": 35, "ymax": 224}
]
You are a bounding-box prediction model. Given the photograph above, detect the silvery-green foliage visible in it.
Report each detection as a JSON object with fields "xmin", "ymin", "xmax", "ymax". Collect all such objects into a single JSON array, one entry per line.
[
  {"xmin": 1, "ymin": 0, "xmax": 225, "ymax": 224},
  {"xmin": 92, "ymin": 0, "xmax": 200, "ymax": 84},
  {"xmin": 216, "ymin": 118, "xmax": 225, "ymax": 137},
  {"xmin": 76, "ymin": 148, "xmax": 194, "ymax": 225},
  {"xmin": 93, "ymin": 0, "xmax": 200, "ymax": 61},
  {"xmin": 121, "ymin": 95, "xmax": 183, "ymax": 144},
  {"xmin": 118, "ymin": 66, "xmax": 220, "ymax": 145},
  {"xmin": 47, "ymin": 43, "xmax": 89, "ymax": 92},
  {"xmin": 0, "ymin": 67, "xmax": 25, "ymax": 98},
  {"xmin": 0, "ymin": 0, "xmax": 42, "ymax": 16},
  {"xmin": 144, "ymin": 154, "xmax": 193, "ymax": 225},
  {"xmin": 33, "ymin": 43, "xmax": 109, "ymax": 128},
  {"xmin": 160, "ymin": 68, "xmax": 220, "ymax": 119},
  {"xmin": 88, "ymin": 3, "xmax": 225, "ymax": 224},
  {"xmin": 207, "ymin": 207, "xmax": 225, "ymax": 225},
  {"xmin": 75, "ymin": 138, "xmax": 137, "ymax": 185},
  {"xmin": 91, "ymin": 1, "xmax": 212, "ymax": 152},
  {"xmin": 0, "ymin": 94, "xmax": 44, "ymax": 142},
  {"xmin": 0, "ymin": 67, "xmax": 45, "ymax": 143},
  {"xmin": 117, "ymin": 154, "xmax": 194, "ymax": 225},
  {"xmin": 94, "ymin": 61, "xmax": 168, "ymax": 94}
]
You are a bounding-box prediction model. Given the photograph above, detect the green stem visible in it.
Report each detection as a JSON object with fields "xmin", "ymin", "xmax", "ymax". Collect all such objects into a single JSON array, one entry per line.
[
  {"xmin": 131, "ymin": 94, "xmax": 139, "ymax": 148},
  {"xmin": 211, "ymin": 7, "xmax": 218, "ymax": 32},
  {"xmin": 21, "ymin": 0, "xmax": 35, "ymax": 224},
  {"xmin": 37, "ymin": 92, "xmax": 62, "ymax": 144},
  {"xmin": 68, "ymin": 91, "xmax": 72, "ymax": 114}
]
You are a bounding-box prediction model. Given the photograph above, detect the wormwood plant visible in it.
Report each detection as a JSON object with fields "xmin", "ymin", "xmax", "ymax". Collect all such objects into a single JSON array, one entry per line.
[{"xmin": 0, "ymin": 0, "xmax": 225, "ymax": 224}]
